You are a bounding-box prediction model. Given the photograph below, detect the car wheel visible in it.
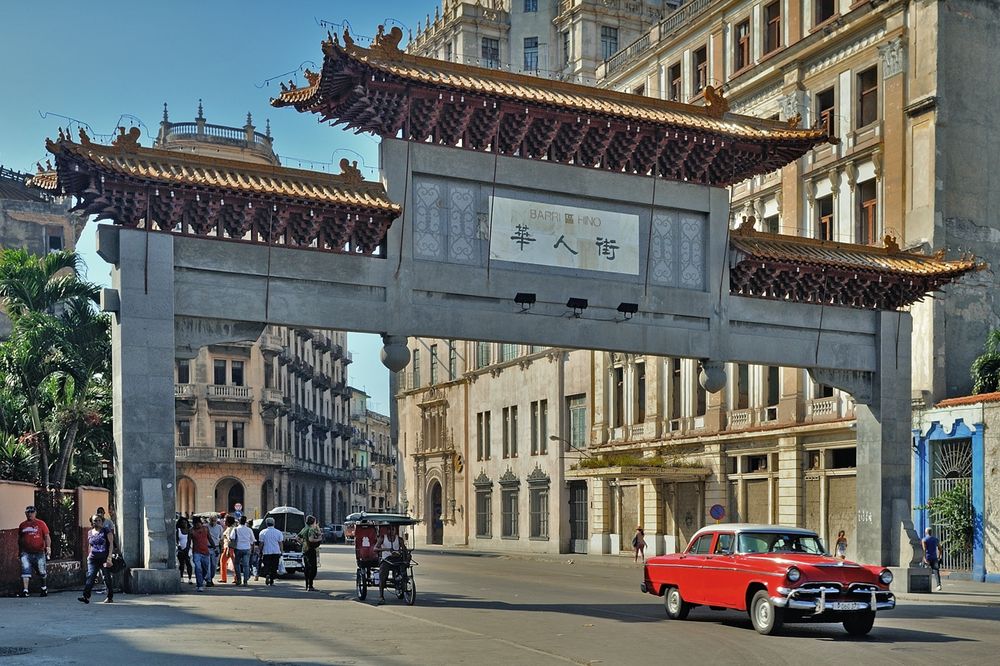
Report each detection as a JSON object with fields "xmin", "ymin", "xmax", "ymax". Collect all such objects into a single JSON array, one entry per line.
[
  {"xmin": 356, "ymin": 568, "xmax": 367, "ymax": 600},
  {"xmin": 664, "ymin": 587, "xmax": 690, "ymax": 620},
  {"xmin": 843, "ymin": 612, "xmax": 876, "ymax": 637},
  {"xmin": 403, "ymin": 570, "xmax": 416, "ymax": 606},
  {"xmin": 749, "ymin": 590, "xmax": 784, "ymax": 635}
]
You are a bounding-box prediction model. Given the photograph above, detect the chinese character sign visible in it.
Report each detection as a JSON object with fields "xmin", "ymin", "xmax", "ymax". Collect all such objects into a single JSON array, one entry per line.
[{"xmin": 488, "ymin": 197, "xmax": 640, "ymax": 275}]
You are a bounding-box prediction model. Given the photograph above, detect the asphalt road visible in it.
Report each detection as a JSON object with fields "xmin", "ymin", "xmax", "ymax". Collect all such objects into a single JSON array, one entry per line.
[{"xmin": 1, "ymin": 544, "xmax": 998, "ymax": 665}]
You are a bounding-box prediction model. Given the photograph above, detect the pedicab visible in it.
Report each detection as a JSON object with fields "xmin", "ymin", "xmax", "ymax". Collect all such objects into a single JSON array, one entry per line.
[{"xmin": 348, "ymin": 512, "xmax": 418, "ymax": 605}]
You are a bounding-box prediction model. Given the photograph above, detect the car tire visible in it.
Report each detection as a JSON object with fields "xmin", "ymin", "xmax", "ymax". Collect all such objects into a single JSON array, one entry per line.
[
  {"xmin": 664, "ymin": 587, "xmax": 690, "ymax": 620},
  {"xmin": 356, "ymin": 568, "xmax": 367, "ymax": 600},
  {"xmin": 749, "ymin": 590, "xmax": 784, "ymax": 635},
  {"xmin": 843, "ymin": 612, "xmax": 876, "ymax": 637}
]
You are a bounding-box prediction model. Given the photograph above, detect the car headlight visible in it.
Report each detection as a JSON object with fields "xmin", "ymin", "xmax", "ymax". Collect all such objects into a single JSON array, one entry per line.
[
  {"xmin": 879, "ymin": 569, "xmax": 893, "ymax": 585},
  {"xmin": 786, "ymin": 566, "xmax": 801, "ymax": 583}
]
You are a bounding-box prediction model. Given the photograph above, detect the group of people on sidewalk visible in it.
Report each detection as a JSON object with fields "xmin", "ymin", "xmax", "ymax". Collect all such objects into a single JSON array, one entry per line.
[{"xmin": 175, "ymin": 514, "xmax": 323, "ymax": 591}]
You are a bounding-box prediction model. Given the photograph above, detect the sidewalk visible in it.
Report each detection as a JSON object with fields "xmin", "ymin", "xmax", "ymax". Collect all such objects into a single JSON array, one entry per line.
[{"xmin": 428, "ymin": 544, "xmax": 1000, "ymax": 607}]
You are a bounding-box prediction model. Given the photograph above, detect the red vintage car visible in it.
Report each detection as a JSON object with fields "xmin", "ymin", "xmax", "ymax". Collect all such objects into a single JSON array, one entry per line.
[{"xmin": 641, "ymin": 524, "xmax": 895, "ymax": 635}]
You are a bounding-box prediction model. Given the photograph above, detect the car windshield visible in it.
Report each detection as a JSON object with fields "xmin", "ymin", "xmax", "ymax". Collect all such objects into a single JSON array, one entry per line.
[{"xmin": 738, "ymin": 532, "xmax": 827, "ymax": 555}]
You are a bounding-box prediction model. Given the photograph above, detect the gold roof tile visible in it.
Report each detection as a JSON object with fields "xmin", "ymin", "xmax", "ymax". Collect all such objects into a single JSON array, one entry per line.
[{"xmin": 44, "ymin": 136, "xmax": 399, "ymax": 215}]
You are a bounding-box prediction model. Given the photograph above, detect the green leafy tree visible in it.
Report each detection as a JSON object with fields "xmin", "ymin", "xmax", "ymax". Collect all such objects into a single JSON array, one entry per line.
[
  {"xmin": 0, "ymin": 249, "xmax": 110, "ymax": 487},
  {"xmin": 0, "ymin": 434, "xmax": 37, "ymax": 483},
  {"xmin": 971, "ymin": 329, "xmax": 1000, "ymax": 395},
  {"xmin": 917, "ymin": 481, "xmax": 974, "ymax": 554}
]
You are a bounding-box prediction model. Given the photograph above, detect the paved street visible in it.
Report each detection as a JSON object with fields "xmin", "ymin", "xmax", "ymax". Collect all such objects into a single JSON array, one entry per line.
[{"xmin": 2, "ymin": 545, "xmax": 999, "ymax": 665}]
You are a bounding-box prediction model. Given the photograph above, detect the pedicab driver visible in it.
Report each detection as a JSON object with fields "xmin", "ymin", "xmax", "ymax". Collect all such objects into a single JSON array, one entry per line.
[{"xmin": 375, "ymin": 525, "xmax": 406, "ymax": 605}]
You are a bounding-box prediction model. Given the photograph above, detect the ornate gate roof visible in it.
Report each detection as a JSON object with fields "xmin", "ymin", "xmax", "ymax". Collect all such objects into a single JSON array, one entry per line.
[
  {"xmin": 271, "ymin": 26, "xmax": 831, "ymax": 186},
  {"xmin": 729, "ymin": 222, "xmax": 983, "ymax": 310},
  {"xmin": 31, "ymin": 127, "xmax": 400, "ymax": 255}
]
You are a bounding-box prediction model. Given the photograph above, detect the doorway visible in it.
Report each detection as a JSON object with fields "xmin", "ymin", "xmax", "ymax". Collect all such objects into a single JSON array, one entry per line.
[
  {"xmin": 568, "ymin": 481, "xmax": 588, "ymax": 553},
  {"xmin": 428, "ymin": 480, "xmax": 443, "ymax": 545}
]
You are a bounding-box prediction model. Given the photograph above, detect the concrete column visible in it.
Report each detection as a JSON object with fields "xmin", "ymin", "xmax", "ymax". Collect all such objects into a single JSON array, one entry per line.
[
  {"xmin": 855, "ymin": 311, "xmax": 914, "ymax": 568},
  {"xmin": 589, "ymin": 479, "xmax": 611, "ymax": 555},
  {"xmin": 98, "ymin": 225, "xmax": 180, "ymax": 594},
  {"xmin": 776, "ymin": 436, "xmax": 802, "ymax": 526}
]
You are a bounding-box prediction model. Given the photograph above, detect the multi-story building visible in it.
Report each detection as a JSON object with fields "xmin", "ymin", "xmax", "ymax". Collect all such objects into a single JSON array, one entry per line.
[
  {"xmin": 165, "ymin": 105, "xmax": 356, "ymax": 523},
  {"xmin": 399, "ymin": 0, "xmax": 997, "ymax": 570},
  {"xmin": 410, "ymin": 0, "xmax": 671, "ymax": 85},
  {"xmin": 346, "ymin": 388, "xmax": 397, "ymax": 514},
  {"xmin": 0, "ymin": 165, "xmax": 82, "ymax": 336}
]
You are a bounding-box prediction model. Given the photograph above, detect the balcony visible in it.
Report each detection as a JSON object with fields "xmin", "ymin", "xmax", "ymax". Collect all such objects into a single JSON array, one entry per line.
[
  {"xmin": 262, "ymin": 387, "xmax": 284, "ymax": 407},
  {"xmin": 175, "ymin": 446, "xmax": 286, "ymax": 465},
  {"xmin": 259, "ymin": 333, "xmax": 283, "ymax": 355},
  {"xmin": 175, "ymin": 383, "xmax": 197, "ymax": 400},
  {"xmin": 314, "ymin": 335, "xmax": 332, "ymax": 352},
  {"xmin": 207, "ymin": 384, "xmax": 253, "ymax": 401}
]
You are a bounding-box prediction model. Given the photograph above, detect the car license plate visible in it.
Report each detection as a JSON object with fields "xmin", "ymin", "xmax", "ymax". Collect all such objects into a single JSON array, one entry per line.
[{"xmin": 832, "ymin": 602, "xmax": 861, "ymax": 611}]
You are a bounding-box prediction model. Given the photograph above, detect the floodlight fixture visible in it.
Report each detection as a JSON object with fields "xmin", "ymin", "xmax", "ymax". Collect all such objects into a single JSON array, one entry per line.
[
  {"xmin": 566, "ymin": 297, "xmax": 588, "ymax": 317},
  {"xmin": 514, "ymin": 292, "xmax": 537, "ymax": 311},
  {"xmin": 617, "ymin": 302, "xmax": 639, "ymax": 319}
]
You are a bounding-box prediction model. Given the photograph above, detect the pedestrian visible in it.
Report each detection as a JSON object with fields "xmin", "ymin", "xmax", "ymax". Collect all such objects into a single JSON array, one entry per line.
[
  {"xmin": 299, "ymin": 515, "xmax": 323, "ymax": 591},
  {"xmin": 206, "ymin": 514, "xmax": 223, "ymax": 586},
  {"xmin": 250, "ymin": 540, "xmax": 261, "ymax": 581},
  {"xmin": 258, "ymin": 517, "xmax": 284, "ymax": 586},
  {"xmin": 219, "ymin": 515, "xmax": 235, "ymax": 583},
  {"xmin": 922, "ymin": 527, "xmax": 944, "ymax": 591},
  {"xmin": 835, "ymin": 530, "xmax": 848, "ymax": 560},
  {"xmin": 632, "ymin": 526, "xmax": 646, "ymax": 563},
  {"xmin": 231, "ymin": 515, "xmax": 257, "ymax": 586},
  {"xmin": 176, "ymin": 517, "xmax": 193, "ymax": 584},
  {"xmin": 17, "ymin": 505, "xmax": 51, "ymax": 598},
  {"xmin": 189, "ymin": 516, "xmax": 212, "ymax": 591},
  {"xmin": 96, "ymin": 507, "xmax": 115, "ymax": 534},
  {"xmin": 78, "ymin": 514, "xmax": 114, "ymax": 604}
]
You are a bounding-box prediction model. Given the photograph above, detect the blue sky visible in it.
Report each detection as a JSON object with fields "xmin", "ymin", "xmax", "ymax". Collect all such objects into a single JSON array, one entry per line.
[{"xmin": 0, "ymin": 1, "xmax": 434, "ymax": 413}]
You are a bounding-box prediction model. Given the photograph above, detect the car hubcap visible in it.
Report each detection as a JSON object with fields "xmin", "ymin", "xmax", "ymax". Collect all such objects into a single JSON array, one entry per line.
[
  {"xmin": 757, "ymin": 601, "xmax": 769, "ymax": 626},
  {"xmin": 669, "ymin": 593, "xmax": 678, "ymax": 613}
]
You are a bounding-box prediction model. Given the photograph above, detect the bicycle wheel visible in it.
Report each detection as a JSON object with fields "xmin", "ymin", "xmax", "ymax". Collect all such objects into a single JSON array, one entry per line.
[
  {"xmin": 356, "ymin": 567, "xmax": 367, "ymax": 600},
  {"xmin": 403, "ymin": 568, "xmax": 416, "ymax": 605}
]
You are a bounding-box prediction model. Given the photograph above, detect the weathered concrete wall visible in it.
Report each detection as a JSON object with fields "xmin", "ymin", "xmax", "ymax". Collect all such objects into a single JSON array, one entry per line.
[{"xmin": 932, "ymin": 0, "xmax": 1000, "ymax": 399}]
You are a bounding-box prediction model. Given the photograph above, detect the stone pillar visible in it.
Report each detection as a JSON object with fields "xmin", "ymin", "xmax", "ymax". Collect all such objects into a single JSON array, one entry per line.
[
  {"xmin": 589, "ymin": 479, "xmax": 611, "ymax": 555},
  {"xmin": 878, "ymin": 35, "xmax": 907, "ymax": 242},
  {"xmin": 97, "ymin": 225, "xmax": 180, "ymax": 594},
  {"xmin": 855, "ymin": 311, "xmax": 914, "ymax": 568},
  {"xmin": 776, "ymin": 436, "xmax": 803, "ymax": 526}
]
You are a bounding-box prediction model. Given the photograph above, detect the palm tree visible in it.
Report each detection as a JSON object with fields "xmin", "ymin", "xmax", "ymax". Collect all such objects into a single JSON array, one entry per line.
[
  {"xmin": 0, "ymin": 434, "xmax": 38, "ymax": 482},
  {"xmin": 972, "ymin": 329, "xmax": 1000, "ymax": 395},
  {"xmin": 46, "ymin": 298, "xmax": 111, "ymax": 487},
  {"xmin": 0, "ymin": 249, "xmax": 98, "ymax": 321}
]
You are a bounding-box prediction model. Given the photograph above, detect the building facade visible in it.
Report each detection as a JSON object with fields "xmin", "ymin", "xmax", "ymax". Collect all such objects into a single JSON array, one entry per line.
[
  {"xmin": 346, "ymin": 388, "xmax": 397, "ymax": 515},
  {"xmin": 0, "ymin": 165, "xmax": 82, "ymax": 336},
  {"xmin": 165, "ymin": 105, "xmax": 357, "ymax": 523},
  {"xmin": 398, "ymin": 0, "xmax": 997, "ymax": 567}
]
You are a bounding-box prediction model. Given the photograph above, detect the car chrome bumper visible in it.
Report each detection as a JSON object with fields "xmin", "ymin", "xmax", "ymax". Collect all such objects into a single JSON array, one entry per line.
[{"xmin": 771, "ymin": 588, "xmax": 895, "ymax": 613}]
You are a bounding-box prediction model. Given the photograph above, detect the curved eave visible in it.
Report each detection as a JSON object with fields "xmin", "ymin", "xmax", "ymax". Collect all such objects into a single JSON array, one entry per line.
[
  {"xmin": 272, "ymin": 40, "xmax": 828, "ymax": 147},
  {"xmin": 45, "ymin": 138, "xmax": 400, "ymax": 216}
]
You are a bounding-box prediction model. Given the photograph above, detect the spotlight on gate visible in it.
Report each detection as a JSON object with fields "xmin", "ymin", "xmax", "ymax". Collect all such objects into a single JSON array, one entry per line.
[
  {"xmin": 617, "ymin": 302, "xmax": 639, "ymax": 320},
  {"xmin": 514, "ymin": 292, "xmax": 536, "ymax": 311},
  {"xmin": 566, "ymin": 297, "xmax": 588, "ymax": 317}
]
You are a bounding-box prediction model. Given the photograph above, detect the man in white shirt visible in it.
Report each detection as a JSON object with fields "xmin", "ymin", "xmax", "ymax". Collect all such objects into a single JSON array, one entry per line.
[
  {"xmin": 376, "ymin": 525, "xmax": 406, "ymax": 605},
  {"xmin": 231, "ymin": 516, "xmax": 257, "ymax": 586},
  {"xmin": 258, "ymin": 517, "xmax": 284, "ymax": 586}
]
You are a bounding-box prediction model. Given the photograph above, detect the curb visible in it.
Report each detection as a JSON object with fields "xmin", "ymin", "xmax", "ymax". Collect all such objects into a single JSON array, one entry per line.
[{"xmin": 895, "ymin": 593, "xmax": 1000, "ymax": 608}]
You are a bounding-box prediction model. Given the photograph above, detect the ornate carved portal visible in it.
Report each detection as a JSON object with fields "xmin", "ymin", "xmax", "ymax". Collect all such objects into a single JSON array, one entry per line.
[{"xmin": 413, "ymin": 392, "xmax": 457, "ymax": 536}]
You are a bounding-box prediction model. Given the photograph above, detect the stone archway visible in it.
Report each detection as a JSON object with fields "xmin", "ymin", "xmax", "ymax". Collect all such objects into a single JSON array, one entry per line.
[
  {"xmin": 427, "ymin": 480, "xmax": 443, "ymax": 545},
  {"xmin": 215, "ymin": 477, "xmax": 244, "ymax": 514},
  {"xmin": 176, "ymin": 476, "xmax": 196, "ymax": 516}
]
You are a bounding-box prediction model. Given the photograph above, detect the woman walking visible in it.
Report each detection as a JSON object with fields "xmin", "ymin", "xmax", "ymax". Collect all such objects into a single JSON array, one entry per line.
[
  {"xmin": 633, "ymin": 526, "xmax": 646, "ymax": 563},
  {"xmin": 219, "ymin": 515, "xmax": 237, "ymax": 584},
  {"xmin": 176, "ymin": 517, "xmax": 193, "ymax": 584},
  {"xmin": 298, "ymin": 515, "xmax": 323, "ymax": 591},
  {"xmin": 79, "ymin": 514, "xmax": 114, "ymax": 604},
  {"xmin": 835, "ymin": 530, "xmax": 848, "ymax": 560}
]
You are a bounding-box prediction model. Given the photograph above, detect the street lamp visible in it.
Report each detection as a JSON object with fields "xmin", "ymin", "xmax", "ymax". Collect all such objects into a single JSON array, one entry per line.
[{"xmin": 549, "ymin": 434, "xmax": 595, "ymax": 460}]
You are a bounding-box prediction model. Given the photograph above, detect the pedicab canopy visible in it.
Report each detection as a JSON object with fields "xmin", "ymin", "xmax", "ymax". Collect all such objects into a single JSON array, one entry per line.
[{"xmin": 346, "ymin": 512, "xmax": 420, "ymax": 526}]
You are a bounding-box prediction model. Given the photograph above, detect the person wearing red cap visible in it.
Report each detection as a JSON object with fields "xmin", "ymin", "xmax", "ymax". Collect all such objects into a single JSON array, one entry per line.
[{"xmin": 18, "ymin": 505, "xmax": 51, "ymax": 598}]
